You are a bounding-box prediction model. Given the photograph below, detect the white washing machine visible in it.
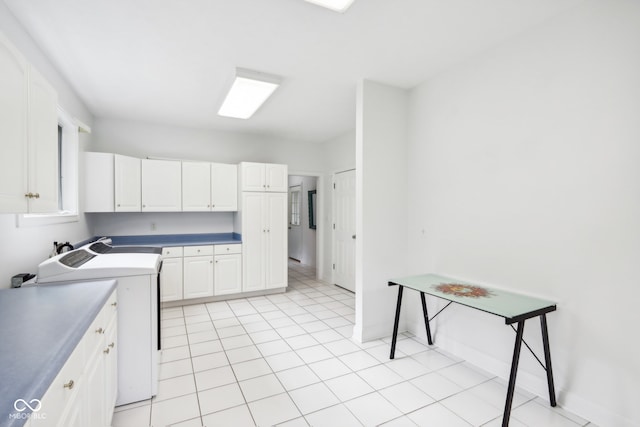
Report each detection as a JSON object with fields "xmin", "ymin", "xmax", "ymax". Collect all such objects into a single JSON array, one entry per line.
[{"xmin": 36, "ymin": 241, "xmax": 162, "ymax": 406}]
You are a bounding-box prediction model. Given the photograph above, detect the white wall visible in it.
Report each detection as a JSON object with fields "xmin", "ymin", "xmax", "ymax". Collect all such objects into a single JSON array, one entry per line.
[
  {"xmin": 0, "ymin": 5, "xmax": 93, "ymax": 289},
  {"xmin": 288, "ymin": 176, "xmax": 317, "ymax": 267},
  {"xmin": 355, "ymin": 80, "xmax": 409, "ymax": 342},
  {"xmin": 320, "ymin": 131, "xmax": 355, "ymax": 283},
  {"xmin": 404, "ymin": 1, "xmax": 640, "ymax": 425},
  {"xmin": 90, "ymin": 118, "xmax": 325, "ymax": 169}
]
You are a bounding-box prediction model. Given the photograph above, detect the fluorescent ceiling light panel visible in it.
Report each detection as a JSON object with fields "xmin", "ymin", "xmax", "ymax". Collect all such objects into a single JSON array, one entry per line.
[
  {"xmin": 304, "ymin": 0, "xmax": 355, "ymax": 13},
  {"xmin": 218, "ymin": 68, "xmax": 280, "ymax": 119}
]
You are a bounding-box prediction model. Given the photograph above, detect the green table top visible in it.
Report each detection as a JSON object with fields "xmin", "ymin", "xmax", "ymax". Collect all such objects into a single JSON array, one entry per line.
[{"xmin": 389, "ymin": 274, "xmax": 556, "ymax": 324}]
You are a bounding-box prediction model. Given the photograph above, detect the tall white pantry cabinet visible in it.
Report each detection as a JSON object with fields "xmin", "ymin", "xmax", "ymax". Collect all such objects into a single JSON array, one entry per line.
[{"xmin": 237, "ymin": 162, "xmax": 288, "ymax": 293}]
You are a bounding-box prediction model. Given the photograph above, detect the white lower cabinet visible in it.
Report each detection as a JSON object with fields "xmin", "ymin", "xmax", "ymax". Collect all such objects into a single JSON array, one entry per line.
[
  {"xmin": 214, "ymin": 245, "xmax": 242, "ymax": 295},
  {"xmin": 160, "ymin": 247, "xmax": 184, "ymax": 302},
  {"xmin": 31, "ymin": 290, "xmax": 118, "ymax": 427},
  {"xmin": 183, "ymin": 246, "xmax": 214, "ymax": 299},
  {"xmin": 160, "ymin": 244, "xmax": 243, "ymax": 301}
]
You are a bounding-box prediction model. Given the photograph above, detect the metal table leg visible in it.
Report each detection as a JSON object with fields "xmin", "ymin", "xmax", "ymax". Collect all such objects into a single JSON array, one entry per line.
[
  {"xmin": 503, "ymin": 320, "xmax": 525, "ymax": 427},
  {"xmin": 420, "ymin": 292, "xmax": 433, "ymax": 345},
  {"xmin": 389, "ymin": 285, "xmax": 404, "ymax": 359},
  {"xmin": 540, "ymin": 314, "xmax": 557, "ymax": 407}
]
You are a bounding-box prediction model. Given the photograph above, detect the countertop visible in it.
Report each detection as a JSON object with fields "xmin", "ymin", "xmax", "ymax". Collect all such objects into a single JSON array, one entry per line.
[
  {"xmin": 0, "ymin": 280, "xmax": 117, "ymax": 427},
  {"xmin": 79, "ymin": 232, "xmax": 242, "ymax": 248}
]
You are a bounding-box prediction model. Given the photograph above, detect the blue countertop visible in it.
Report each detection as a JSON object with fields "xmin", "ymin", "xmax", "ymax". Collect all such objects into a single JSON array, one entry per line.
[
  {"xmin": 80, "ymin": 232, "xmax": 241, "ymax": 248},
  {"xmin": 0, "ymin": 280, "xmax": 117, "ymax": 427}
]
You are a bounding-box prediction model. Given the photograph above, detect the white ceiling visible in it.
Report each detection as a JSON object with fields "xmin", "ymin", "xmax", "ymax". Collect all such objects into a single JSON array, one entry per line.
[{"xmin": 5, "ymin": 0, "xmax": 582, "ymax": 143}]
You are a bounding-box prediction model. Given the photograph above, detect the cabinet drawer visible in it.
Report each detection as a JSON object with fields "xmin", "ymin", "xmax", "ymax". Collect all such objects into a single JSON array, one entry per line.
[
  {"xmin": 214, "ymin": 244, "xmax": 242, "ymax": 255},
  {"xmin": 162, "ymin": 246, "xmax": 183, "ymax": 258},
  {"xmin": 184, "ymin": 245, "xmax": 214, "ymax": 257}
]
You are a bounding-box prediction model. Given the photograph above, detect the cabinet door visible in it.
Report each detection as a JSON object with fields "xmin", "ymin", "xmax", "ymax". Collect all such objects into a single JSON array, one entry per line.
[
  {"xmin": 240, "ymin": 162, "xmax": 265, "ymax": 192},
  {"xmin": 57, "ymin": 387, "xmax": 85, "ymax": 427},
  {"xmin": 84, "ymin": 152, "xmax": 115, "ymax": 212},
  {"xmin": 265, "ymin": 164, "xmax": 288, "ymax": 193},
  {"xmin": 183, "ymin": 255, "xmax": 214, "ymax": 299},
  {"xmin": 104, "ymin": 315, "xmax": 118, "ymax": 427},
  {"xmin": 242, "ymin": 192, "xmax": 266, "ymax": 292},
  {"xmin": 142, "ymin": 159, "xmax": 182, "ymax": 211},
  {"xmin": 84, "ymin": 350, "xmax": 106, "ymax": 427},
  {"xmin": 114, "ymin": 154, "xmax": 141, "ymax": 211},
  {"xmin": 214, "ymin": 254, "xmax": 242, "ymax": 295},
  {"xmin": 0, "ymin": 34, "xmax": 29, "ymax": 213},
  {"xmin": 27, "ymin": 66, "xmax": 59, "ymax": 213},
  {"xmin": 265, "ymin": 193, "xmax": 288, "ymax": 289},
  {"xmin": 182, "ymin": 161, "xmax": 211, "ymax": 211},
  {"xmin": 160, "ymin": 257, "xmax": 183, "ymax": 302},
  {"xmin": 211, "ymin": 163, "xmax": 238, "ymax": 211}
]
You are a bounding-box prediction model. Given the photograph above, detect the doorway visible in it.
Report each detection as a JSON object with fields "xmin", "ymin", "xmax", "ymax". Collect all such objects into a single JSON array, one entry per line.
[
  {"xmin": 287, "ymin": 176, "xmax": 318, "ymax": 268},
  {"xmin": 333, "ymin": 169, "xmax": 356, "ymax": 292},
  {"xmin": 288, "ymin": 185, "xmax": 302, "ymax": 262}
]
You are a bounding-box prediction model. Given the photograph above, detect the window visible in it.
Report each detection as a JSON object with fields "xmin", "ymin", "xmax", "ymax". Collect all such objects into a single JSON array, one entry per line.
[
  {"xmin": 289, "ymin": 185, "xmax": 301, "ymax": 226},
  {"xmin": 17, "ymin": 107, "xmax": 80, "ymax": 226}
]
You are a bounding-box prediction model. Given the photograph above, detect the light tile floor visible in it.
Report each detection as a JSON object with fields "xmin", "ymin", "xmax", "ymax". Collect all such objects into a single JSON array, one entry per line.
[{"xmin": 112, "ymin": 262, "xmax": 595, "ymax": 427}]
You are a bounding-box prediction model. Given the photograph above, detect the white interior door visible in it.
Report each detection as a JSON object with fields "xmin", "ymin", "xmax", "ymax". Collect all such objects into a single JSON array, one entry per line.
[
  {"xmin": 288, "ymin": 185, "xmax": 302, "ymax": 261},
  {"xmin": 333, "ymin": 170, "xmax": 356, "ymax": 292}
]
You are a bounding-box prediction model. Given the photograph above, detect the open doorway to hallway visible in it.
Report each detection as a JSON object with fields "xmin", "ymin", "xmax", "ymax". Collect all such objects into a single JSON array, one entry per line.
[{"xmin": 288, "ymin": 175, "xmax": 318, "ymax": 271}]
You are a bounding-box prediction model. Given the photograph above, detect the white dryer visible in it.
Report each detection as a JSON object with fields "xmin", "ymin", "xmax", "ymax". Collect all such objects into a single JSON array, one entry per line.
[{"xmin": 37, "ymin": 244, "xmax": 162, "ymax": 406}]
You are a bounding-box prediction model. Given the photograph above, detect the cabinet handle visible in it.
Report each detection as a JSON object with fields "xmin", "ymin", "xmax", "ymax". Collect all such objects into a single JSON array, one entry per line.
[
  {"xmin": 117, "ymin": 204, "xmax": 121, "ymax": 207},
  {"xmin": 63, "ymin": 380, "xmax": 75, "ymax": 390},
  {"xmin": 96, "ymin": 327, "xmax": 104, "ymax": 334},
  {"xmin": 210, "ymin": 260, "xmax": 213, "ymax": 264},
  {"xmin": 109, "ymin": 342, "xmax": 115, "ymax": 348},
  {"xmin": 24, "ymin": 193, "xmax": 33, "ymax": 199},
  {"xmin": 111, "ymin": 302, "xmax": 118, "ymax": 307},
  {"xmin": 104, "ymin": 348, "xmax": 110, "ymax": 354},
  {"xmin": 34, "ymin": 193, "xmax": 40, "ymax": 199}
]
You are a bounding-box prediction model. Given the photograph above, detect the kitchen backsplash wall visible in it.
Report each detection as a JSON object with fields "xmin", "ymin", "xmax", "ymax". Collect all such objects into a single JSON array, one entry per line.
[{"xmin": 87, "ymin": 212, "xmax": 234, "ymax": 238}]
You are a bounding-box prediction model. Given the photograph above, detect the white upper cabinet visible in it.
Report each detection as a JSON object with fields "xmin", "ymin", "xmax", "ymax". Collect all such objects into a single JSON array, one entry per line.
[
  {"xmin": 182, "ymin": 161, "xmax": 211, "ymax": 211},
  {"xmin": 182, "ymin": 162, "xmax": 237, "ymax": 212},
  {"xmin": 0, "ymin": 33, "xmax": 58, "ymax": 213},
  {"xmin": 115, "ymin": 155, "xmax": 142, "ymax": 211},
  {"xmin": 84, "ymin": 153, "xmax": 140, "ymax": 212},
  {"xmin": 211, "ymin": 163, "xmax": 237, "ymax": 211},
  {"xmin": 84, "ymin": 152, "xmax": 115, "ymax": 212},
  {"xmin": 239, "ymin": 162, "xmax": 287, "ymax": 193},
  {"xmin": 264, "ymin": 163, "xmax": 288, "ymax": 192},
  {"xmin": 141, "ymin": 159, "xmax": 182, "ymax": 211}
]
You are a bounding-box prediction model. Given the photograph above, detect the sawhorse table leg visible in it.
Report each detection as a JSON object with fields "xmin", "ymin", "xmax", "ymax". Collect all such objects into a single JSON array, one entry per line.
[{"xmin": 389, "ymin": 286, "xmax": 403, "ymax": 359}]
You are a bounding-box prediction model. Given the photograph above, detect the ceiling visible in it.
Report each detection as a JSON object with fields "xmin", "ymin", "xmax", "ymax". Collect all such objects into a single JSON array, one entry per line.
[{"xmin": 5, "ymin": 0, "xmax": 582, "ymax": 143}]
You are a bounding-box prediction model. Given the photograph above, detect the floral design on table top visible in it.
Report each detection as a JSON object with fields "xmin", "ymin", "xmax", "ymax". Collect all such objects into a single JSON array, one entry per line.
[{"xmin": 434, "ymin": 283, "xmax": 494, "ymax": 298}]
